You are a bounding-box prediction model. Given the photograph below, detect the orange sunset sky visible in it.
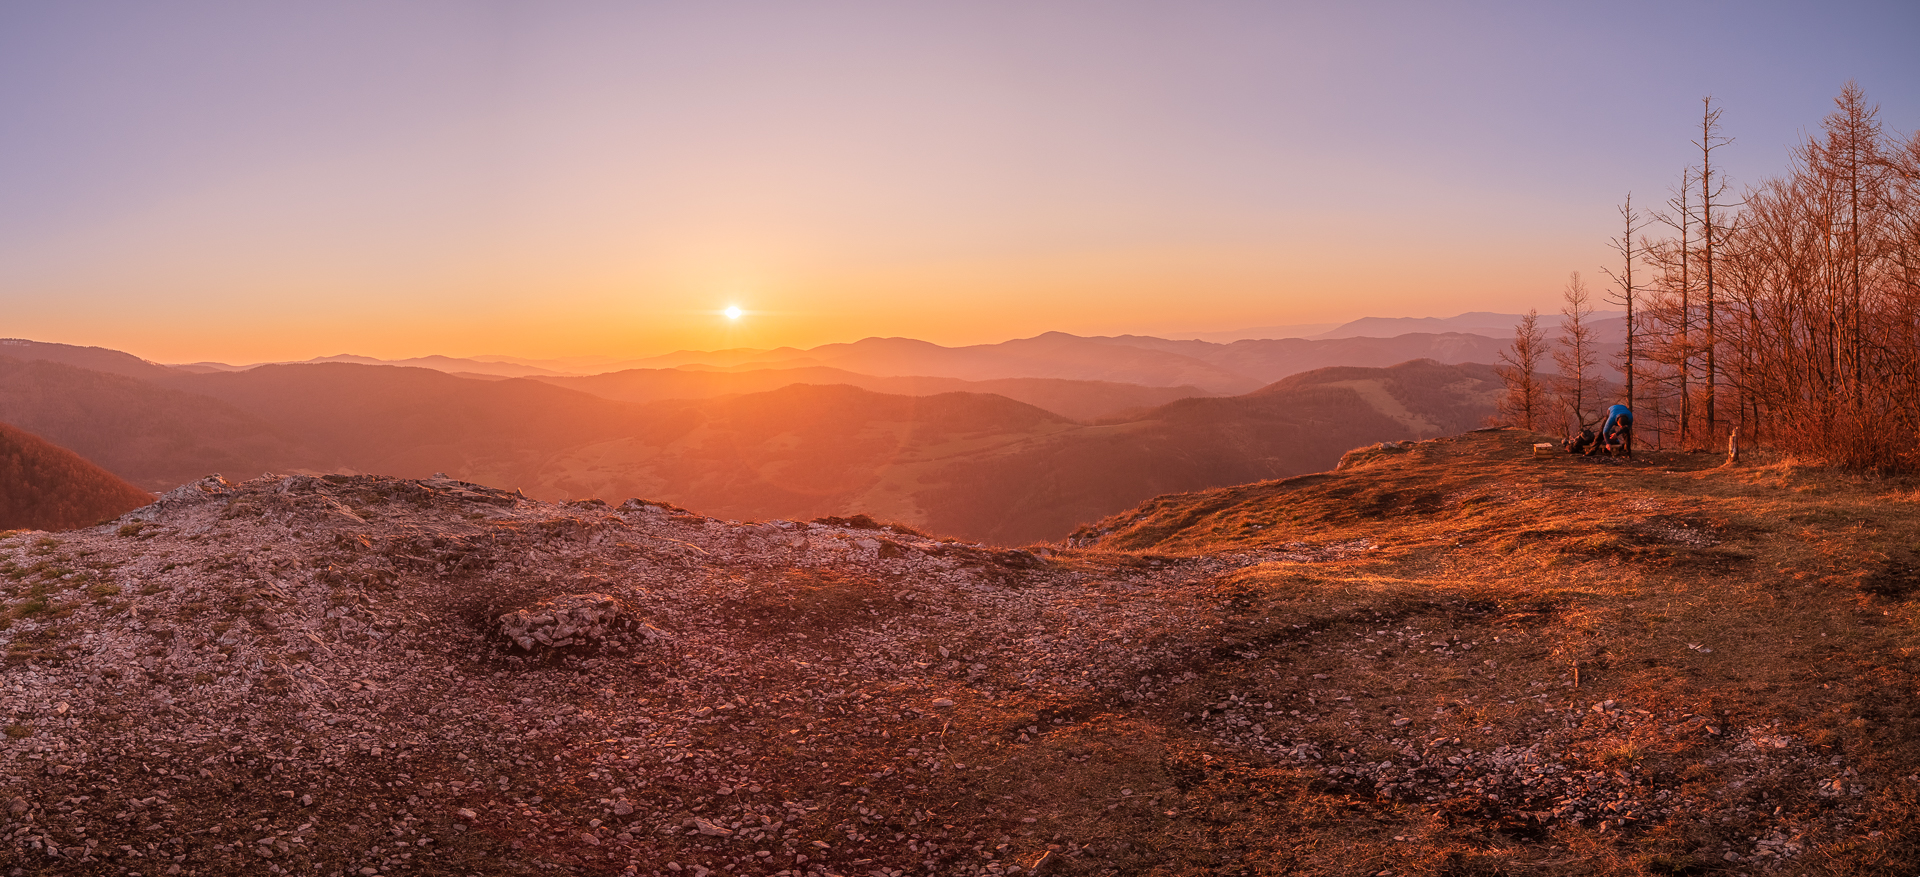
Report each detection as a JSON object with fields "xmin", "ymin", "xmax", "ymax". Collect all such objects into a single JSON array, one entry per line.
[{"xmin": 2, "ymin": 2, "xmax": 1917, "ymax": 364}]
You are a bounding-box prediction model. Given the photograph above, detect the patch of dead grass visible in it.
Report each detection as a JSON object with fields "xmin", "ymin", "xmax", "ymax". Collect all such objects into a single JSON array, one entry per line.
[{"xmin": 1064, "ymin": 428, "xmax": 1920, "ymax": 874}]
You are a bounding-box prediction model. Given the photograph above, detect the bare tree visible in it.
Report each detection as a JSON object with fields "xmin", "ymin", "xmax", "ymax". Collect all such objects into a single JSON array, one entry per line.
[
  {"xmin": 1702, "ymin": 83, "xmax": 1920, "ymax": 470},
  {"xmin": 1495, "ymin": 310, "xmax": 1548, "ymax": 431},
  {"xmin": 1551, "ymin": 272, "xmax": 1602, "ymax": 435},
  {"xmin": 1696, "ymin": 96, "xmax": 1735, "ymax": 440},
  {"xmin": 1648, "ymin": 167, "xmax": 1697, "ymax": 447},
  {"xmin": 1608, "ymin": 83, "xmax": 1920, "ymax": 470},
  {"xmin": 1601, "ymin": 194, "xmax": 1649, "ymax": 415}
]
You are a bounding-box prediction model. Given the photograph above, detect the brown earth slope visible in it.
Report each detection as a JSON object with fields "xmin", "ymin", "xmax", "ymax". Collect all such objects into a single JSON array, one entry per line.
[
  {"xmin": 0, "ymin": 422, "xmax": 153, "ymax": 531},
  {"xmin": 1, "ymin": 429, "xmax": 1914, "ymax": 875}
]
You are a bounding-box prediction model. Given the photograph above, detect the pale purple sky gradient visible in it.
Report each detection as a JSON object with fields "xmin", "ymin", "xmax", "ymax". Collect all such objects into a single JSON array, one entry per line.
[{"xmin": 2, "ymin": 1, "xmax": 1916, "ymax": 362}]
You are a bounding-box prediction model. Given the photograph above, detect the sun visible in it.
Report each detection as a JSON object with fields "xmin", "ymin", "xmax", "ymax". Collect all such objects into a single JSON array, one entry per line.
[{"xmin": 724, "ymin": 305, "xmax": 743, "ymax": 320}]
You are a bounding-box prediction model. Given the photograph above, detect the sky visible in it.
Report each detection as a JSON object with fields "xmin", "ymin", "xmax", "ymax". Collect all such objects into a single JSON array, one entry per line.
[{"xmin": 2, "ymin": 1, "xmax": 1917, "ymax": 364}]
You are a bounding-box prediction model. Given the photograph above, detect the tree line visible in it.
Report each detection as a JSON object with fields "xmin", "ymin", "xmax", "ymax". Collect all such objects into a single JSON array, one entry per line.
[{"xmin": 1499, "ymin": 82, "xmax": 1920, "ymax": 470}]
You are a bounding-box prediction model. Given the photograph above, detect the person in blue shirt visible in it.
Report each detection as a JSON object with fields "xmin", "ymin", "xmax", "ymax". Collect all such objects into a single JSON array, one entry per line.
[{"xmin": 1597, "ymin": 404, "xmax": 1633, "ymax": 456}]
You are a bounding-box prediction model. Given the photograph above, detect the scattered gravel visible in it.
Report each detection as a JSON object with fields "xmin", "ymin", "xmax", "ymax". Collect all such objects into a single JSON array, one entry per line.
[{"xmin": 0, "ymin": 470, "xmax": 1885, "ymax": 874}]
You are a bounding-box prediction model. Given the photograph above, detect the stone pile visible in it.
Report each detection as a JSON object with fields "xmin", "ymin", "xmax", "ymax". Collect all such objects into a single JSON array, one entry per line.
[{"xmin": 497, "ymin": 592, "xmax": 631, "ymax": 650}]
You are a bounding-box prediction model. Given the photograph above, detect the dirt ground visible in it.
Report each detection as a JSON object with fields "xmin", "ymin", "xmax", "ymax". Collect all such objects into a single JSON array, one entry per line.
[{"xmin": 0, "ymin": 428, "xmax": 1916, "ymax": 875}]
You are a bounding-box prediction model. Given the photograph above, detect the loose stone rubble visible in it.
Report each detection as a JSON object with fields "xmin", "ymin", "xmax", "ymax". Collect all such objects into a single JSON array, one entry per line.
[
  {"xmin": 0, "ymin": 467, "xmax": 1892, "ymax": 875},
  {"xmin": 497, "ymin": 593, "xmax": 631, "ymax": 651}
]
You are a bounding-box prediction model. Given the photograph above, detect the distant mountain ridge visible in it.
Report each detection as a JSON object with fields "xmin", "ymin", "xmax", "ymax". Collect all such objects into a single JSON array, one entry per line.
[
  {"xmin": 1308, "ymin": 310, "xmax": 1623, "ymax": 339},
  {"xmin": 152, "ymin": 311, "xmax": 1591, "ymax": 387},
  {"xmin": 532, "ymin": 367, "xmax": 1213, "ymax": 423},
  {"xmin": 602, "ymin": 330, "xmax": 1518, "ymax": 394},
  {"xmin": 0, "ymin": 339, "xmax": 177, "ymax": 381},
  {"xmin": 172, "ymin": 353, "xmax": 575, "ymax": 379}
]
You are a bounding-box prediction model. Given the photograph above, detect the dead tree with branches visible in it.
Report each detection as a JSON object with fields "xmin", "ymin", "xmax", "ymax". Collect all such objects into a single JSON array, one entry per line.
[
  {"xmin": 1495, "ymin": 310, "xmax": 1548, "ymax": 431},
  {"xmin": 1551, "ymin": 272, "xmax": 1603, "ymax": 436},
  {"xmin": 1601, "ymin": 194, "xmax": 1649, "ymax": 416}
]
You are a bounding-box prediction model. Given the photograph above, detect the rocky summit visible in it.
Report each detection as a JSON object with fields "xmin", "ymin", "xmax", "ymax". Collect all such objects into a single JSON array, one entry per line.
[{"xmin": 1, "ymin": 429, "xmax": 1917, "ymax": 876}]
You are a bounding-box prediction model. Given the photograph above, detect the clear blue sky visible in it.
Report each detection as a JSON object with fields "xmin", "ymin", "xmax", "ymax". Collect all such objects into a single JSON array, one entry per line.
[{"xmin": 2, "ymin": 1, "xmax": 1915, "ymax": 362}]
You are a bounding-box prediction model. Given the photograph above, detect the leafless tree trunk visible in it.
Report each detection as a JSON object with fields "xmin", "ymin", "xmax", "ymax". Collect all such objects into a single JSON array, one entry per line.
[
  {"xmin": 1602, "ymin": 194, "xmax": 1649, "ymax": 415},
  {"xmin": 1647, "ymin": 170, "xmax": 1696, "ymax": 448},
  {"xmin": 1696, "ymin": 96, "xmax": 1735, "ymax": 443}
]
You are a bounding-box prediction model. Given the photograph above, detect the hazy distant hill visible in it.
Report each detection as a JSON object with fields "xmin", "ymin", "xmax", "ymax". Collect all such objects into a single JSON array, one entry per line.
[
  {"xmin": 0, "ymin": 338, "xmax": 179, "ymax": 381},
  {"xmin": 0, "ymin": 421, "xmax": 154, "ymax": 530},
  {"xmin": 524, "ymin": 384, "xmax": 1082, "ymax": 525},
  {"xmin": 535, "ymin": 366, "xmax": 1213, "ymax": 422},
  {"xmin": 0, "ymin": 357, "xmax": 303, "ymax": 491},
  {"xmin": 161, "ymin": 363, "xmax": 654, "ymax": 486},
  {"xmin": 606, "ymin": 330, "xmax": 1522, "ymax": 393},
  {"xmin": 675, "ymin": 335, "xmax": 1264, "ymax": 394},
  {"xmin": 526, "ymin": 359, "xmax": 1502, "ymax": 543},
  {"xmin": 176, "ymin": 354, "xmax": 575, "ymax": 379},
  {"xmin": 1074, "ymin": 332, "xmax": 1513, "ymax": 384},
  {"xmin": 911, "ymin": 359, "xmax": 1504, "ymax": 543},
  {"xmin": 141, "ymin": 321, "xmax": 1574, "ymax": 398},
  {"xmin": 1310, "ymin": 310, "xmax": 1625, "ymax": 339}
]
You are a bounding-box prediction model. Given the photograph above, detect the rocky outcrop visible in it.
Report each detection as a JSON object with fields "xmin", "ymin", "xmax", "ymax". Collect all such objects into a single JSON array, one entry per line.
[{"xmin": 496, "ymin": 592, "xmax": 630, "ymax": 650}]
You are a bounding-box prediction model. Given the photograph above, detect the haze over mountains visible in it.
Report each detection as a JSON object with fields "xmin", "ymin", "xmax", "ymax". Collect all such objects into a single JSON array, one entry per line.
[
  {"xmin": 0, "ymin": 317, "xmax": 1535, "ymax": 541},
  {"xmin": 151, "ymin": 311, "xmax": 1618, "ymax": 379}
]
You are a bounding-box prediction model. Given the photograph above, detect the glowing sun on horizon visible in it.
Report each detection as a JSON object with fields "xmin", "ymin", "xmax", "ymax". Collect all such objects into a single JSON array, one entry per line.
[{"xmin": 724, "ymin": 305, "xmax": 743, "ymax": 320}]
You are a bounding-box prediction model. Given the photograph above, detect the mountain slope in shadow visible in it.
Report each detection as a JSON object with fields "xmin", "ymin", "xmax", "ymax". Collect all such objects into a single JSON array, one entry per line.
[
  {"xmin": 912, "ymin": 359, "xmax": 1503, "ymax": 543},
  {"xmin": 0, "ymin": 421, "xmax": 154, "ymax": 530},
  {"xmin": 523, "ymin": 383, "xmax": 1082, "ymax": 526}
]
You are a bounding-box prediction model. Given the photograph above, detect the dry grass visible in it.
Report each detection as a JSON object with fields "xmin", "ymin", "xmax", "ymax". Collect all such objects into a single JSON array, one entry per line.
[{"xmin": 1063, "ymin": 427, "xmax": 1920, "ymax": 875}]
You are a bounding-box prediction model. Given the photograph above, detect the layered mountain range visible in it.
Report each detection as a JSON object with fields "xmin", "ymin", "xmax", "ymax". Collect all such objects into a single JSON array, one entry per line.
[
  {"xmin": 0, "ymin": 324, "xmax": 1524, "ymax": 542},
  {"xmin": 157, "ymin": 311, "xmax": 1622, "ymax": 383}
]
